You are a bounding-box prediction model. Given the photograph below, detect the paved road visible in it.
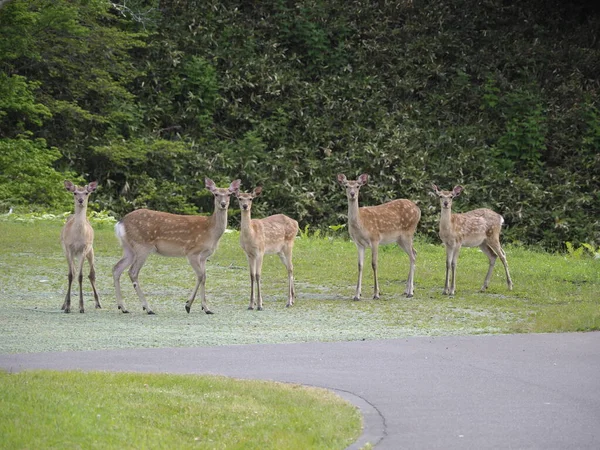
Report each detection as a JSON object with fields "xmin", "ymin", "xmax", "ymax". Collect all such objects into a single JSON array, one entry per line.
[{"xmin": 2, "ymin": 332, "xmax": 599, "ymax": 449}]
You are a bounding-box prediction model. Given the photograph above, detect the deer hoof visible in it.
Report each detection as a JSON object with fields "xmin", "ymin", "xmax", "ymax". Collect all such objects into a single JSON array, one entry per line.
[
  {"xmin": 204, "ymin": 309, "xmax": 214, "ymax": 315},
  {"xmin": 64, "ymin": 308, "xmax": 70, "ymax": 314},
  {"xmin": 185, "ymin": 305, "xmax": 191, "ymax": 314},
  {"xmin": 257, "ymin": 306, "xmax": 263, "ymax": 311},
  {"xmin": 248, "ymin": 306, "xmax": 254, "ymax": 310},
  {"xmin": 79, "ymin": 309, "xmax": 84, "ymax": 314},
  {"xmin": 406, "ymin": 293, "xmax": 414, "ymax": 298},
  {"xmin": 353, "ymin": 296, "xmax": 361, "ymax": 301}
]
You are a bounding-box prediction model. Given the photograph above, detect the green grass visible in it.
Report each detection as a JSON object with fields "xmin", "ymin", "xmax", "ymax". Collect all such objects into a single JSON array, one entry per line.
[
  {"xmin": 0, "ymin": 218, "xmax": 598, "ymax": 450},
  {"xmin": 0, "ymin": 370, "xmax": 361, "ymax": 449},
  {"xmin": 0, "ymin": 218, "xmax": 598, "ymax": 355}
]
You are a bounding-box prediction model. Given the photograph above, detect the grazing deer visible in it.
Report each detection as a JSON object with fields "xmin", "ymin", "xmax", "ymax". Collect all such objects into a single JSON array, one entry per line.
[
  {"xmin": 432, "ymin": 184, "xmax": 513, "ymax": 295},
  {"xmin": 61, "ymin": 180, "xmax": 101, "ymax": 313},
  {"xmin": 337, "ymin": 174, "xmax": 421, "ymax": 299},
  {"xmin": 235, "ymin": 186, "xmax": 299, "ymax": 310},
  {"xmin": 112, "ymin": 178, "xmax": 241, "ymax": 315}
]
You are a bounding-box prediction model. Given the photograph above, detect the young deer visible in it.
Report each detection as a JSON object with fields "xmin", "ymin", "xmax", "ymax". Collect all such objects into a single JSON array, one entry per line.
[
  {"xmin": 236, "ymin": 186, "xmax": 299, "ymax": 310},
  {"xmin": 61, "ymin": 180, "xmax": 101, "ymax": 313},
  {"xmin": 112, "ymin": 178, "xmax": 241, "ymax": 315},
  {"xmin": 432, "ymin": 184, "xmax": 513, "ymax": 296},
  {"xmin": 337, "ymin": 174, "xmax": 421, "ymax": 299}
]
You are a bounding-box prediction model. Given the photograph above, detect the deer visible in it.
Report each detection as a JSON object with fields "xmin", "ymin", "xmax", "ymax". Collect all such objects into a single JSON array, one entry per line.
[
  {"xmin": 61, "ymin": 180, "xmax": 101, "ymax": 313},
  {"xmin": 112, "ymin": 178, "xmax": 241, "ymax": 315},
  {"xmin": 235, "ymin": 186, "xmax": 299, "ymax": 310},
  {"xmin": 432, "ymin": 184, "xmax": 513, "ymax": 296},
  {"xmin": 337, "ymin": 173, "xmax": 421, "ymax": 300}
]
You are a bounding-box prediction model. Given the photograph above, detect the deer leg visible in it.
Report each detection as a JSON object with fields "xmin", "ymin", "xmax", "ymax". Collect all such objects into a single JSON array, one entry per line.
[
  {"xmin": 247, "ymin": 254, "xmax": 256, "ymax": 310},
  {"xmin": 278, "ymin": 247, "xmax": 295, "ymax": 307},
  {"xmin": 488, "ymin": 240, "xmax": 513, "ymax": 291},
  {"xmin": 113, "ymin": 244, "xmax": 135, "ymax": 313},
  {"xmin": 371, "ymin": 243, "xmax": 380, "ymax": 299},
  {"xmin": 479, "ymin": 244, "xmax": 498, "ymax": 292},
  {"xmin": 397, "ymin": 236, "xmax": 417, "ymax": 298},
  {"xmin": 128, "ymin": 252, "xmax": 153, "ymax": 314},
  {"xmin": 255, "ymin": 253, "xmax": 265, "ymax": 311},
  {"xmin": 87, "ymin": 248, "xmax": 101, "ymax": 309},
  {"xmin": 63, "ymin": 256, "xmax": 75, "ymax": 313},
  {"xmin": 443, "ymin": 245, "xmax": 453, "ymax": 295},
  {"xmin": 449, "ymin": 245, "xmax": 461, "ymax": 296},
  {"xmin": 187, "ymin": 254, "xmax": 212, "ymax": 314},
  {"xmin": 77, "ymin": 254, "xmax": 86, "ymax": 313},
  {"xmin": 354, "ymin": 245, "xmax": 365, "ymax": 300}
]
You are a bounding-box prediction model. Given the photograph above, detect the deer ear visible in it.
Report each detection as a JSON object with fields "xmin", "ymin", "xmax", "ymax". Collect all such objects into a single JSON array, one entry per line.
[
  {"xmin": 64, "ymin": 180, "xmax": 75, "ymax": 192},
  {"xmin": 337, "ymin": 174, "xmax": 347, "ymax": 185},
  {"xmin": 87, "ymin": 181, "xmax": 98, "ymax": 192},
  {"xmin": 205, "ymin": 178, "xmax": 216, "ymax": 192},
  {"xmin": 253, "ymin": 186, "xmax": 263, "ymax": 197},
  {"xmin": 432, "ymin": 184, "xmax": 440, "ymax": 194},
  {"xmin": 358, "ymin": 173, "xmax": 369, "ymax": 185},
  {"xmin": 228, "ymin": 179, "xmax": 241, "ymax": 193},
  {"xmin": 453, "ymin": 185, "xmax": 463, "ymax": 196}
]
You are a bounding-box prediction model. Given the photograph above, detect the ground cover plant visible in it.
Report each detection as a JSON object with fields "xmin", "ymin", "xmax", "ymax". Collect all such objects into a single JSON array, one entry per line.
[
  {"xmin": 1, "ymin": 217, "xmax": 598, "ymax": 355},
  {"xmin": 0, "ymin": 370, "xmax": 361, "ymax": 449}
]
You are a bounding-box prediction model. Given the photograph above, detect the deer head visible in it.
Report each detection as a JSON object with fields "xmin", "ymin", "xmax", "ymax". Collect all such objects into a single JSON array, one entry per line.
[{"xmin": 64, "ymin": 180, "xmax": 98, "ymax": 209}]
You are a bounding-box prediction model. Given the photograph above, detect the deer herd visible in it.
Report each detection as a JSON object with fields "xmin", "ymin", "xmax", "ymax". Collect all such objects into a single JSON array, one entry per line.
[{"xmin": 60, "ymin": 175, "xmax": 513, "ymax": 314}]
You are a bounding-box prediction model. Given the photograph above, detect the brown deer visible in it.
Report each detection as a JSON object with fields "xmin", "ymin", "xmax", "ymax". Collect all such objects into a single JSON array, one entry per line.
[
  {"xmin": 235, "ymin": 186, "xmax": 299, "ymax": 310},
  {"xmin": 337, "ymin": 173, "xmax": 421, "ymax": 299},
  {"xmin": 112, "ymin": 178, "xmax": 241, "ymax": 315},
  {"xmin": 61, "ymin": 180, "xmax": 101, "ymax": 313},
  {"xmin": 432, "ymin": 184, "xmax": 513, "ymax": 295}
]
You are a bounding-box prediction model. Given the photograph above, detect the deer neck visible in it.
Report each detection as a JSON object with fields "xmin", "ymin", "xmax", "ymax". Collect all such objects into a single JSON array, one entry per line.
[
  {"xmin": 439, "ymin": 205, "xmax": 454, "ymax": 233},
  {"xmin": 347, "ymin": 198, "xmax": 362, "ymax": 230},
  {"xmin": 73, "ymin": 204, "xmax": 89, "ymax": 225},
  {"xmin": 209, "ymin": 204, "xmax": 229, "ymax": 236},
  {"xmin": 239, "ymin": 209, "xmax": 253, "ymax": 236}
]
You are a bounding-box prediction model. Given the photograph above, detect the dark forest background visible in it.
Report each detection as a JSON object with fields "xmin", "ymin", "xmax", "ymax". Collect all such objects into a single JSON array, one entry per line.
[{"xmin": 1, "ymin": 0, "xmax": 598, "ymax": 250}]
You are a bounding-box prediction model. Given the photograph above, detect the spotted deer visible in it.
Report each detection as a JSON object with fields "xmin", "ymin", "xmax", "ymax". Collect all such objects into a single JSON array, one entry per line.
[
  {"xmin": 432, "ymin": 184, "xmax": 513, "ymax": 295},
  {"xmin": 235, "ymin": 186, "xmax": 299, "ymax": 310},
  {"xmin": 112, "ymin": 178, "xmax": 241, "ymax": 315},
  {"xmin": 337, "ymin": 173, "xmax": 421, "ymax": 299},
  {"xmin": 61, "ymin": 180, "xmax": 101, "ymax": 313}
]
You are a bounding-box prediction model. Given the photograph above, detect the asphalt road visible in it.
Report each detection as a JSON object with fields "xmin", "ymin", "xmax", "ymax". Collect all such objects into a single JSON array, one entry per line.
[{"xmin": 1, "ymin": 332, "xmax": 599, "ymax": 449}]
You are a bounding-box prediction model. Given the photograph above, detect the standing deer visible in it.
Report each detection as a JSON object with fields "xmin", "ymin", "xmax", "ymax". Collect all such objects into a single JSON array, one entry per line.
[
  {"xmin": 337, "ymin": 174, "xmax": 421, "ymax": 299},
  {"xmin": 235, "ymin": 186, "xmax": 299, "ymax": 310},
  {"xmin": 432, "ymin": 184, "xmax": 513, "ymax": 295},
  {"xmin": 61, "ymin": 180, "xmax": 101, "ymax": 313},
  {"xmin": 112, "ymin": 178, "xmax": 241, "ymax": 315}
]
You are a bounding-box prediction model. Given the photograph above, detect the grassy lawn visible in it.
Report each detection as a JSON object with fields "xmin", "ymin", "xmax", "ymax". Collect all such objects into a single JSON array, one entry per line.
[
  {"xmin": 0, "ymin": 218, "xmax": 598, "ymax": 354},
  {"xmin": 0, "ymin": 370, "xmax": 360, "ymax": 449},
  {"xmin": 0, "ymin": 217, "xmax": 598, "ymax": 449}
]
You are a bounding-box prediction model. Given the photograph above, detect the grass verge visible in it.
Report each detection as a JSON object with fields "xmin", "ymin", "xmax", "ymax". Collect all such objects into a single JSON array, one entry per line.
[{"xmin": 0, "ymin": 370, "xmax": 361, "ymax": 449}]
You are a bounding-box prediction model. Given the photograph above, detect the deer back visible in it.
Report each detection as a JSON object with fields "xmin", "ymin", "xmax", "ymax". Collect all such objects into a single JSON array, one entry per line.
[
  {"xmin": 119, "ymin": 209, "xmax": 221, "ymax": 256},
  {"xmin": 356, "ymin": 199, "xmax": 421, "ymax": 244},
  {"xmin": 447, "ymin": 208, "xmax": 504, "ymax": 247},
  {"xmin": 250, "ymin": 214, "xmax": 298, "ymax": 254}
]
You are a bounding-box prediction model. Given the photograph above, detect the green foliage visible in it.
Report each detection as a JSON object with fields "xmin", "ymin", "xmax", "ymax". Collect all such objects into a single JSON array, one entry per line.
[
  {"xmin": 0, "ymin": 138, "xmax": 75, "ymax": 210},
  {"xmin": 1, "ymin": 0, "xmax": 598, "ymax": 250}
]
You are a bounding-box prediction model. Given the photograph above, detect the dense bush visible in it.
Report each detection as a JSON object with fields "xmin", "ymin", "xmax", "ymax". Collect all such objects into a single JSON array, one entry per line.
[{"xmin": 0, "ymin": 0, "xmax": 598, "ymax": 250}]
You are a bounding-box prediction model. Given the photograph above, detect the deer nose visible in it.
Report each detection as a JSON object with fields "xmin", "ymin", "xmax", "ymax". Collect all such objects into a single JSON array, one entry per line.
[
  {"xmin": 220, "ymin": 201, "xmax": 227, "ymax": 208},
  {"xmin": 242, "ymin": 204, "xmax": 248, "ymax": 210},
  {"xmin": 350, "ymin": 191, "xmax": 356, "ymax": 198}
]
